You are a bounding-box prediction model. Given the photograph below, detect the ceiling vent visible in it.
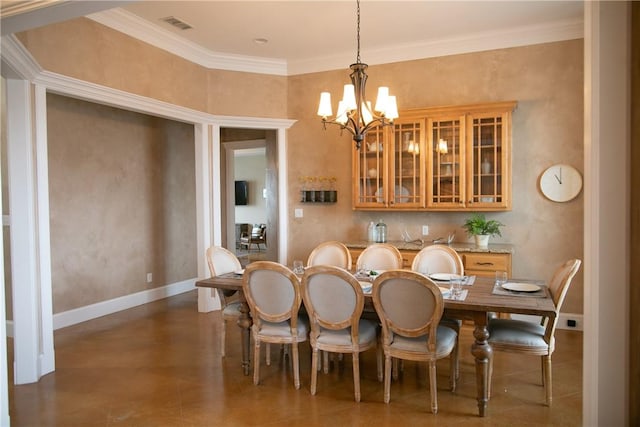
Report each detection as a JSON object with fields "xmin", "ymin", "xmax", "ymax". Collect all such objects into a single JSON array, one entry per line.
[{"xmin": 160, "ymin": 16, "xmax": 193, "ymax": 31}]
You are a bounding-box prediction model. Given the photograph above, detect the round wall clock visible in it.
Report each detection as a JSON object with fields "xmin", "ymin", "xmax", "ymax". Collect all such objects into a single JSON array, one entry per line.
[{"xmin": 539, "ymin": 164, "xmax": 583, "ymax": 202}]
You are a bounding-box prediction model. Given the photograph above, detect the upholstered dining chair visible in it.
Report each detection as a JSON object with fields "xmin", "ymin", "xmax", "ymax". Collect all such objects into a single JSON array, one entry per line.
[
  {"xmin": 411, "ymin": 244, "xmax": 463, "ymax": 379},
  {"xmin": 411, "ymin": 245, "xmax": 464, "ymax": 276},
  {"xmin": 307, "ymin": 241, "xmax": 353, "ymax": 270},
  {"xmin": 205, "ymin": 246, "xmax": 243, "ymax": 357},
  {"xmin": 301, "ymin": 265, "xmax": 382, "ymax": 402},
  {"xmin": 372, "ymin": 270, "xmax": 458, "ymax": 414},
  {"xmin": 355, "ymin": 243, "xmax": 403, "ymax": 271},
  {"xmin": 242, "ymin": 261, "xmax": 309, "ymax": 389},
  {"xmin": 307, "ymin": 241, "xmax": 353, "ymax": 372},
  {"xmin": 487, "ymin": 259, "xmax": 581, "ymax": 405}
]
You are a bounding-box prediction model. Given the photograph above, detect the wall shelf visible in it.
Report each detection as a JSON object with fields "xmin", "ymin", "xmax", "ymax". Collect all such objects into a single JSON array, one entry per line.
[{"xmin": 300, "ymin": 190, "xmax": 337, "ymax": 203}]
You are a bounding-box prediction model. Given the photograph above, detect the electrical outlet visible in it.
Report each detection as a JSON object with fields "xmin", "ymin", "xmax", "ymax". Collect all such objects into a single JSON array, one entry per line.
[
  {"xmin": 294, "ymin": 208, "xmax": 303, "ymax": 218},
  {"xmin": 146, "ymin": 273, "xmax": 153, "ymax": 283},
  {"xmin": 422, "ymin": 225, "xmax": 429, "ymax": 235}
]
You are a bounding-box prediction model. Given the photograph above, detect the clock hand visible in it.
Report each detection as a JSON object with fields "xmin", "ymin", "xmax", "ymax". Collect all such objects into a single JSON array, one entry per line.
[{"xmin": 554, "ymin": 174, "xmax": 562, "ymax": 184}]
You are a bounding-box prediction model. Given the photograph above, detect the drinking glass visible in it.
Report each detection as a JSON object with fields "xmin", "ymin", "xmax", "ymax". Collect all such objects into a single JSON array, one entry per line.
[
  {"xmin": 450, "ymin": 277, "xmax": 462, "ymax": 299},
  {"xmin": 495, "ymin": 270, "xmax": 508, "ymax": 288},
  {"xmin": 293, "ymin": 260, "xmax": 304, "ymax": 275}
]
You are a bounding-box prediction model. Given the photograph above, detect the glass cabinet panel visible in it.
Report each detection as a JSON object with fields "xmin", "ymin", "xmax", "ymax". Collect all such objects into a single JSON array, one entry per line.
[
  {"xmin": 428, "ymin": 116, "xmax": 465, "ymax": 208},
  {"xmin": 468, "ymin": 112, "xmax": 510, "ymax": 208},
  {"xmin": 353, "ymin": 125, "xmax": 386, "ymax": 207},
  {"xmin": 390, "ymin": 121, "xmax": 424, "ymax": 208}
]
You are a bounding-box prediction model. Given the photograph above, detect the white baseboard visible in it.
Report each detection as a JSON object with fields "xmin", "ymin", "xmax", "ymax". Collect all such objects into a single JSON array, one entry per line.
[
  {"xmin": 5, "ymin": 279, "xmax": 197, "ymax": 337},
  {"xmin": 51, "ymin": 278, "xmax": 197, "ymax": 331}
]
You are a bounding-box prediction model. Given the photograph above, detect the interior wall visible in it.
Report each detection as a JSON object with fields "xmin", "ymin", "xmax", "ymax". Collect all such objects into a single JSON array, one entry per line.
[
  {"xmin": 287, "ymin": 39, "xmax": 584, "ymax": 314},
  {"xmin": 0, "ymin": 77, "xmax": 10, "ymax": 320},
  {"xmin": 46, "ymin": 94, "xmax": 196, "ymax": 313},
  {"xmin": 234, "ymin": 154, "xmax": 267, "ymax": 226}
]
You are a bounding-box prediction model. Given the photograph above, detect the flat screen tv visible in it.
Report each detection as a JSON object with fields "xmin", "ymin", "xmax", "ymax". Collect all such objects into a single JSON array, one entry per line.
[{"xmin": 235, "ymin": 180, "xmax": 248, "ymax": 205}]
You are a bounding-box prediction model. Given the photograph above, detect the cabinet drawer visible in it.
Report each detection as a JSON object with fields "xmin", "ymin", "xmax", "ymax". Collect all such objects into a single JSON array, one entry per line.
[
  {"xmin": 348, "ymin": 248, "xmax": 416, "ymax": 269},
  {"xmin": 463, "ymin": 253, "xmax": 510, "ymax": 273}
]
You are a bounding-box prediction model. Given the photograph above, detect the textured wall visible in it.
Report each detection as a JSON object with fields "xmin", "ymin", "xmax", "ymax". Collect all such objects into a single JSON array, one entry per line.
[
  {"xmin": 15, "ymin": 20, "xmax": 583, "ymax": 314},
  {"xmin": 47, "ymin": 94, "xmax": 196, "ymax": 313},
  {"xmin": 287, "ymin": 40, "xmax": 584, "ymax": 313}
]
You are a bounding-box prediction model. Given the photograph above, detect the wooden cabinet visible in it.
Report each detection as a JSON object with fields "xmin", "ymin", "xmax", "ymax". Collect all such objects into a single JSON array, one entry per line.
[
  {"xmin": 461, "ymin": 252, "xmax": 511, "ymax": 278},
  {"xmin": 353, "ymin": 120, "xmax": 425, "ymax": 209},
  {"xmin": 353, "ymin": 101, "xmax": 516, "ymax": 211},
  {"xmin": 348, "ymin": 245, "xmax": 511, "ymax": 277}
]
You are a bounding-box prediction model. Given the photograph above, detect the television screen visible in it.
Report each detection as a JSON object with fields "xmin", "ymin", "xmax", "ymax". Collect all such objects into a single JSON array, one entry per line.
[{"xmin": 235, "ymin": 180, "xmax": 248, "ymax": 205}]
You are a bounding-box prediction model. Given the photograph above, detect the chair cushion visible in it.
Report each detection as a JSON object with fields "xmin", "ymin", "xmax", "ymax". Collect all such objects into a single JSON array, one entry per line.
[
  {"xmin": 316, "ymin": 319, "xmax": 377, "ymax": 347},
  {"xmin": 488, "ymin": 318, "xmax": 548, "ymax": 349},
  {"xmin": 389, "ymin": 325, "xmax": 457, "ymax": 355},
  {"xmin": 257, "ymin": 315, "xmax": 309, "ymax": 340},
  {"xmin": 222, "ymin": 301, "xmax": 241, "ymax": 317}
]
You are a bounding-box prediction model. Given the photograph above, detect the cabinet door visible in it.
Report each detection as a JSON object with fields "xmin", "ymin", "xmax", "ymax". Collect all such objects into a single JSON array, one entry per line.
[
  {"xmin": 389, "ymin": 121, "xmax": 425, "ymax": 208},
  {"xmin": 427, "ymin": 115, "xmax": 466, "ymax": 209},
  {"xmin": 465, "ymin": 112, "xmax": 512, "ymax": 209},
  {"xmin": 353, "ymin": 125, "xmax": 387, "ymax": 208}
]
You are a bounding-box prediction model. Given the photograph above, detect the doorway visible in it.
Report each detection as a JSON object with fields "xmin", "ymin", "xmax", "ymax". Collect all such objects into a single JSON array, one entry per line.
[{"xmin": 221, "ymin": 129, "xmax": 278, "ymax": 264}]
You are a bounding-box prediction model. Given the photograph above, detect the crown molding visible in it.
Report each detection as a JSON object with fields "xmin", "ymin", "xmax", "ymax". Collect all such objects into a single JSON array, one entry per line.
[
  {"xmin": 288, "ymin": 17, "xmax": 584, "ymax": 75},
  {"xmin": 1, "ymin": 34, "xmax": 296, "ymax": 131},
  {"xmin": 87, "ymin": 8, "xmax": 288, "ymax": 76},
  {"xmin": 88, "ymin": 8, "xmax": 582, "ymax": 77}
]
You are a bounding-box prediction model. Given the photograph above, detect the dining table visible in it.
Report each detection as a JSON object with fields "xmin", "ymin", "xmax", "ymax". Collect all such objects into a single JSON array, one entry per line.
[{"xmin": 195, "ymin": 271, "xmax": 556, "ymax": 417}]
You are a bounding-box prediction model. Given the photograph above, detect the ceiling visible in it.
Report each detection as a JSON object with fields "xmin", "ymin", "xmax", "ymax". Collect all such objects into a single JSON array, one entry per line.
[{"xmin": 1, "ymin": 1, "xmax": 584, "ymax": 75}]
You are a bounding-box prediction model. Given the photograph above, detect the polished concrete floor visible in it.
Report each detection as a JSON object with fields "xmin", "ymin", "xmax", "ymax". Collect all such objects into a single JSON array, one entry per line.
[{"xmin": 8, "ymin": 291, "xmax": 582, "ymax": 426}]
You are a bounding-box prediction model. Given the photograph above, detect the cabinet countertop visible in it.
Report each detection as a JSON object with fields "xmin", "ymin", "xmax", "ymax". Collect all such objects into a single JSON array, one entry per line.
[{"xmin": 344, "ymin": 240, "xmax": 514, "ymax": 254}]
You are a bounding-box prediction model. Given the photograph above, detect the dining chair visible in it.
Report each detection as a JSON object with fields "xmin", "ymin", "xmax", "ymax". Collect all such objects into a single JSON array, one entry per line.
[
  {"xmin": 356, "ymin": 243, "xmax": 404, "ymax": 271},
  {"xmin": 411, "ymin": 245, "xmax": 464, "ymax": 276},
  {"xmin": 411, "ymin": 244, "xmax": 463, "ymax": 379},
  {"xmin": 372, "ymin": 270, "xmax": 458, "ymax": 414},
  {"xmin": 242, "ymin": 261, "xmax": 309, "ymax": 389},
  {"xmin": 487, "ymin": 258, "xmax": 581, "ymax": 405},
  {"xmin": 307, "ymin": 241, "xmax": 353, "ymax": 270},
  {"xmin": 205, "ymin": 246, "xmax": 243, "ymax": 357},
  {"xmin": 307, "ymin": 241, "xmax": 353, "ymax": 372},
  {"xmin": 301, "ymin": 265, "xmax": 382, "ymax": 402}
]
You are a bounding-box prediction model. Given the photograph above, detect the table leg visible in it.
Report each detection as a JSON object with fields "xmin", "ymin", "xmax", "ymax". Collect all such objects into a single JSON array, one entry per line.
[
  {"xmin": 471, "ymin": 311, "xmax": 492, "ymax": 417},
  {"xmin": 236, "ymin": 297, "xmax": 252, "ymax": 376}
]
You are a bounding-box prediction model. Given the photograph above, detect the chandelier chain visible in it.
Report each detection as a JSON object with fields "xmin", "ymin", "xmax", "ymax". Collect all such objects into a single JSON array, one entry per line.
[{"xmin": 356, "ymin": 0, "xmax": 361, "ymax": 64}]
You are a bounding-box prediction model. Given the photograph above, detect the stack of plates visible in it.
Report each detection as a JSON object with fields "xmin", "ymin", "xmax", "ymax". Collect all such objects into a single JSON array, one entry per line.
[
  {"xmin": 429, "ymin": 273, "xmax": 462, "ymax": 282},
  {"xmin": 501, "ymin": 282, "xmax": 541, "ymax": 292}
]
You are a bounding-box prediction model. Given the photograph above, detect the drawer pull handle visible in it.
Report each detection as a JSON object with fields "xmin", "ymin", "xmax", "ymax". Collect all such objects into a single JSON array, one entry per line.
[{"xmin": 476, "ymin": 262, "xmax": 495, "ymax": 266}]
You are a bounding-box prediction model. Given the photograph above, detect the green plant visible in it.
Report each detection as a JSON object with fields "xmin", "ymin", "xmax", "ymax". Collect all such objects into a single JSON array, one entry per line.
[{"xmin": 462, "ymin": 213, "xmax": 504, "ymax": 237}]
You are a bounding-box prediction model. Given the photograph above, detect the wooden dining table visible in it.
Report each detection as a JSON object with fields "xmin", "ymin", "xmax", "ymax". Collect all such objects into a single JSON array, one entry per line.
[{"xmin": 195, "ymin": 272, "xmax": 556, "ymax": 417}]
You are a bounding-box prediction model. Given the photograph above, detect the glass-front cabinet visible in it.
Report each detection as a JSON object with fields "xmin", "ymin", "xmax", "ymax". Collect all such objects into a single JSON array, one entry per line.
[
  {"xmin": 353, "ymin": 120, "xmax": 425, "ymax": 209},
  {"xmin": 353, "ymin": 101, "xmax": 515, "ymax": 211}
]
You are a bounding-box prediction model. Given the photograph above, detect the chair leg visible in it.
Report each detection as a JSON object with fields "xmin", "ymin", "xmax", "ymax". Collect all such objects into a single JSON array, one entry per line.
[
  {"xmin": 310, "ymin": 348, "xmax": 318, "ymax": 395},
  {"xmin": 450, "ymin": 344, "xmax": 457, "ymax": 392},
  {"xmin": 292, "ymin": 343, "xmax": 301, "ymax": 390},
  {"xmin": 323, "ymin": 351, "xmax": 329, "ymax": 374},
  {"xmin": 220, "ymin": 319, "xmax": 227, "ymax": 357},
  {"xmin": 352, "ymin": 352, "xmax": 361, "ymax": 402},
  {"xmin": 429, "ymin": 360, "xmax": 438, "ymax": 414},
  {"xmin": 543, "ymin": 355, "xmax": 552, "ymax": 405},
  {"xmin": 376, "ymin": 338, "xmax": 383, "ymax": 382},
  {"xmin": 253, "ymin": 339, "xmax": 261, "ymax": 385},
  {"xmin": 383, "ymin": 355, "xmax": 392, "ymax": 403},
  {"xmin": 392, "ymin": 358, "xmax": 399, "ymax": 381},
  {"xmin": 265, "ymin": 343, "xmax": 271, "ymax": 366}
]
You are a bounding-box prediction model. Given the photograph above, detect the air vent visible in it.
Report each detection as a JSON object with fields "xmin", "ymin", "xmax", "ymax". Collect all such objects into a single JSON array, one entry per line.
[{"xmin": 160, "ymin": 16, "xmax": 193, "ymax": 31}]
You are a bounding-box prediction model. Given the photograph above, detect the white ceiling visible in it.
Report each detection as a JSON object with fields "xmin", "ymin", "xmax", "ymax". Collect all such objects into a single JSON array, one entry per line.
[{"xmin": 1, "ymin": 1, "xmax": 584, "ymax": 75}]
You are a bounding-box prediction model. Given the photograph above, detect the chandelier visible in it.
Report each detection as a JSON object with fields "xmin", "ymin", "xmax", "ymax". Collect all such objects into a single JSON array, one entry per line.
[{"xmin": 316, "ymin": 0, "xmax": 398, "ymax": 149}]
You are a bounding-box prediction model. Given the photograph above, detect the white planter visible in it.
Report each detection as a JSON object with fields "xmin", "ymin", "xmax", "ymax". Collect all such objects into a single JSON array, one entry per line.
[{"xmin": 474, "ymin": 234, "xmax": 490, "ymax": 248}]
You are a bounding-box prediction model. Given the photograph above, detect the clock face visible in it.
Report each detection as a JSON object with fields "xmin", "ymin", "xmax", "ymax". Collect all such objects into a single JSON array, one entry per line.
[{"xmin": 539, "ymin": 164, "xmax": 583, "ymax": 202}]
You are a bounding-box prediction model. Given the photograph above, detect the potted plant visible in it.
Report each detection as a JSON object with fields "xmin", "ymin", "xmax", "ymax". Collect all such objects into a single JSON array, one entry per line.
[{"xmin": 462, "ymin": 213, "xmax": 504, "ymax": 248}]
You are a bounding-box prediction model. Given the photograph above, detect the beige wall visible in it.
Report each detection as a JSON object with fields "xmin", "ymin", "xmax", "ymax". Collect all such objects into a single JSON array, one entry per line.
[
  {"xmin": 16, "ymin": 20, "xmax": 583, "ymax": 314},
  {"xmin": 287, "ymin": 40, "xmax": 584, "ymax": 314},
  {"xmin": 46, "ymin": 94, "xmax": 196, "ymax": 313}
]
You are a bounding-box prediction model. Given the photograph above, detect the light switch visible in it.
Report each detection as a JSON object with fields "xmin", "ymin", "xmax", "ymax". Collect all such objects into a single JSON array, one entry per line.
[{"xmin": 294, "ymin": 208, "xmax": 303, "ymax": 218}]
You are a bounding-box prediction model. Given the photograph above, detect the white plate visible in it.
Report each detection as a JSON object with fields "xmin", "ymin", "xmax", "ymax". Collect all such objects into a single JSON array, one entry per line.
[
  {"xmin": 501, "ymin": 282, "xmax": 541, "ymax": 292},
  {"xmin": 234, "ymin": 269, "xmax": 245, "ymax": 275},
  {"xmin": 438, "ymin": 286, "xmax": 451, "ymax": 296},
  {"xmin": 430, "ymin": 273, "xmax": 462, "ymax": 282},
  {"xmin": 359, "ymin": 281, "xmax": 373, "ymax": 293},
  {"xmin": 375, "ymin": 186, "xmax": 410, "ymax": 203}
]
